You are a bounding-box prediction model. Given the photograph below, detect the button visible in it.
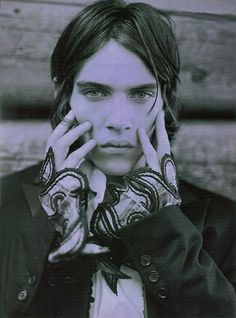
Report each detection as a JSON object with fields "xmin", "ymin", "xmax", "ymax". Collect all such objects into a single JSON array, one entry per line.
[
  {"xmin": 90, "ymin": 296, "xmax": 95, "ymax": 303},
  {"xmin": 17, "ymin": 289, "xmax": 28, "ymax": 301},
  {"xmin": 28, "ymin": 275, "xmax": 37, "ymax": 286},
  {"xmin": 140, "ymin": 255, "xmax": 151, "ymax": 267},
  {"xmin": 148, "ymin": 270, "xmax": 160, "ymax": 283},
  {"xmin": 158, "ymin": 287, "xmax": 168, "ymax": 299}
]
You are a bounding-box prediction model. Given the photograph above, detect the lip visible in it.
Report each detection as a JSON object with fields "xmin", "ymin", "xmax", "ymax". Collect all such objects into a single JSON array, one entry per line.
[
  {"xmin": 98, "ymin": 140, "xmax": 135, "ymax": 154},
  {"xmin": 100, "ymin": 140, "xmax": 134, "ymax": 148},
  {"xmin": 98, "ymin": 146, "xmax": 133, "ymax": 154}
]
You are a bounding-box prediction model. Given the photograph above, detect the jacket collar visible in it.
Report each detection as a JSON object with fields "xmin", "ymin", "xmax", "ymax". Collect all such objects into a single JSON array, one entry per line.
[{"xmin": 21, "ymin": 183, "xmax": 41, "ymax": 218}]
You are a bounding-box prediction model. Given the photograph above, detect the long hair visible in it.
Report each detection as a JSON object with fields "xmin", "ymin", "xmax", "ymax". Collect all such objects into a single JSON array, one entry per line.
[{"xmin": 50, "ymin": 0, "xmax": 180, "ymax": 139}]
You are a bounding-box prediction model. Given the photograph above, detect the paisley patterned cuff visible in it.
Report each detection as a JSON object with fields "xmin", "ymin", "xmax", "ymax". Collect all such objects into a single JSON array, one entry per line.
[
  {"xmin": 90, "ymin": 154, "xmax": 181, "ymax": 240},
  {"xmin": 126, "ymin": 154, "xmax": 181, "ymax": 211},
  {"xmin": 39, "ymin": 147, "xmax": 89, "ymax": 242}
]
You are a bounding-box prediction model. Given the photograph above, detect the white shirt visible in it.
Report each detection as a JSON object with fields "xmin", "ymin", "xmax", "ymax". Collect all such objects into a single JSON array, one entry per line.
[{"xmin": 89, "ymin": 265, "xmax": 146, "ymax": 318}]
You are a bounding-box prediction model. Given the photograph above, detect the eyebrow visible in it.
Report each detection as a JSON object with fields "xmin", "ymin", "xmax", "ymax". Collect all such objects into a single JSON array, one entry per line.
[{"xmin": 76, "ymin": 81, "xmax": 157, "ymax": 91}]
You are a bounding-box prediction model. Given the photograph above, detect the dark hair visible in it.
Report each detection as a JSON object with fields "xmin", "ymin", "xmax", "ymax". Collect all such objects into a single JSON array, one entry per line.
[{"xmin": 50, "ymin": 0, "xmax": 180, "ymax": 139}]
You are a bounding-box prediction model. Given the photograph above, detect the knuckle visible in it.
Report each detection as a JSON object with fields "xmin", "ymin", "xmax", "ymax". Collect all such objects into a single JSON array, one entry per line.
[
  {"xmin": 46, "ymin": 136, "xmax": 54, "ymax": 148},
  {"xmin": 55, "ymin": 139, "xmax": 65, "ymax": 150}
]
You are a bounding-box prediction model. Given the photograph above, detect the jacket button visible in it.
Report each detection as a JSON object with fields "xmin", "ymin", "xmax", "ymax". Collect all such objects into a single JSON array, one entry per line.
[
  {"xmin": 90, "ymin": 296, "xmax": 95, "ymax": 303},
  {"xmin": 140, "ymin": 255, "xmax": 151, "ymax": 267},
  {"xmin": 17, "ymin": 289, "xmax": 28, "ymax": 301},
  {"xmin": 28, "ymin": 275, "xmax": 37, "ymax": 286},
  {"xmin": 148, "ymin": 270, "xmax": 160, "ymax": 283},
  {"xmin": 158, "ymin": 287, "xmax": 168, "ymax": 299}
]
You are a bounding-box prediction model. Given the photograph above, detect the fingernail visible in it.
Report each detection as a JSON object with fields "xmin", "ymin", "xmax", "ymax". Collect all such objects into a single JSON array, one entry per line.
[
  {"xmin": 99, "ymin": 246, "xmax": 110, "ymax": 252},
  {"xmin": 48, "ymin": 254, "xmax": 59, "ymax": 263},
  {"xmin": 65, "ymin": 110, "xmax": 74, "ymax": 119}
]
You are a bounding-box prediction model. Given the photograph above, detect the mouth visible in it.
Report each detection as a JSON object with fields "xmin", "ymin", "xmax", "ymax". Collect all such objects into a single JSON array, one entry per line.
[
  {"xmin": 98, "ymin": 140, "xmax": 135, "ymax": 154},
  {"xmin": 100, "ymin": 140, "xmax": 134, "ymax": 148}
]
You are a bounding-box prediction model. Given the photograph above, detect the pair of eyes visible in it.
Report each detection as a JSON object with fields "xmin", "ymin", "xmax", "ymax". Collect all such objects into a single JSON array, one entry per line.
[{"xmin": 80, "ymin": 88, "xmax": 156, "ymax": 103}]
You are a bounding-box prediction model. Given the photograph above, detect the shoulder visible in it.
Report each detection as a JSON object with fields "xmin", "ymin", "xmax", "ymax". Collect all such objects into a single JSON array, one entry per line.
[
  {"xmin": 179, "ymin": 179, "xmax": 236, "ymax": 265},
  {"xmin": 0, "ymin": 163, "xmax": 42, "ymax": 233},
  {"xmin": 180, "ymin": 177, "xmax": 236, "ymax": 212},
  {"xmin": 179, "ymin": 178, "xmax": 236, "ymax": 231},
  {"xmin": 0, "ymin": 163, "xmax": 41, "ymax": 196}
]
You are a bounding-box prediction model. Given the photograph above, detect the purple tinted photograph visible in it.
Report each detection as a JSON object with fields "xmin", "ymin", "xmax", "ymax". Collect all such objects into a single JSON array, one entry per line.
[{"xmin": 1, "ymin": 0, "xmax": 236, "ymax": 317}]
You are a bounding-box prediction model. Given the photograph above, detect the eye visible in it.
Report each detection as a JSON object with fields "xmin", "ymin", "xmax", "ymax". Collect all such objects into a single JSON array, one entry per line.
[
  {"xmin": 136, "ymin": 92, "xmax": 149, "ymax": 99},
  {"xmin": 83, "ymin": 89, "xmax": 106, "ymax": 99},
  {"xmin": 129, "ymin": 90, "xmax": 155, "ymax": 103}
]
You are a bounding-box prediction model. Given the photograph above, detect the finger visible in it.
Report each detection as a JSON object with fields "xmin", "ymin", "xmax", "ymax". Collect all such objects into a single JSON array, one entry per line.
[
  {"xmin": 46, "ymin": 110, "xmax": 75, "ymax": 151},
  {"xmin": 155, "ymin": 110, "xmax": 171, "ymax": 160},
  {"xmin": 52, "ymin": 122, "xmax": 93, "ymax": 170},
  {"xmin": 137, "ymin": 128, "xmax": 160, "ymax": 171},
  {"xmin": 132, "ymin": 155, "xmax": 146, "ymax": 170},
  {"xmin": 48, "ymin": 222, "xmax": 86, "ymax": 262},
  {"xmin": 61, "ymin": 139, "xmax": 96, "ymax": 169},
  {"xmin": 88, "ymin": 166, "xmax": 107, "ymax": 204},
  {"xmin": 80, "ymin": 243, "xmax": 110, "ymax": 255},
  {"xmin": 49, "ymin": 238, "xmax": 109, "ymax": 262},
  {"xmin": 56, "ymin": 121, "xmax": 92, "ymax": 151}
]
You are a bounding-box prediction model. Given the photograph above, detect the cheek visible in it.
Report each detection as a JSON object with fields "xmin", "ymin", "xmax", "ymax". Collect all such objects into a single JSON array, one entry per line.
[
  {"xmin": 71, "ymin": 100, "xmax": 104, "ymax": 142},
  {"xmin": 71, "ymin": 94, "xmax": 94, "ymax": 125},
  {"xmin": 144, "ymin": 93, "xmax": 163, "ymax": 134},
  {"xmin": 139, "ymin": 110, "xmax": 156, "ymax": 136}
]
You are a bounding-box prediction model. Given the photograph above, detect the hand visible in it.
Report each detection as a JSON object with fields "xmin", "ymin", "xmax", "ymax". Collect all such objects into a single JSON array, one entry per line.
[
  {"xmin": 39, "ymin": 110, "xmax": 109, "ymax": 262},
  {"xmin": 136, "ymin": 109, "xmax": 181, "ymax": 208},
  {"xmin": 91, "ymin": 110, "xmax": 181, "ymax": 240},
  {"xmin": 45, "ymin": 110, "xmax": 96, "ymax": 171}
]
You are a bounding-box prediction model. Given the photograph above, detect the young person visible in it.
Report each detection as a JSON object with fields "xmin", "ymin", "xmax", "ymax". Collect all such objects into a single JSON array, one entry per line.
[{"xmin": 1, "ymin": 1, "xmax": 235, "ymax": 317}]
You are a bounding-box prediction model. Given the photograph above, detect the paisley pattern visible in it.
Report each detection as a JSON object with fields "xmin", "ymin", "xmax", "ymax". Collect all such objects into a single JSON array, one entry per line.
[
  {"xmin": 91, "ymin": 154, "xmax": 181, "ymax": 240},
  {"xmin": 39, "ymin": 147, "xmax": 89, "ymax": 253}
]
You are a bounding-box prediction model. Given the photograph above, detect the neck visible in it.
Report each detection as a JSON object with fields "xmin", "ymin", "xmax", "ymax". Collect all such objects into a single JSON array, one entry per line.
[{"xmin": 107, "ymin": 175, "xmax": 125, "ymax": 186}]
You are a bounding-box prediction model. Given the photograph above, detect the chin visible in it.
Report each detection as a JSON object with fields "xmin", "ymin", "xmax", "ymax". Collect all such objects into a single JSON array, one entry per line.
[{"xmin": 90, "ymin": 157, "xmax": 136, "ymax": 176}]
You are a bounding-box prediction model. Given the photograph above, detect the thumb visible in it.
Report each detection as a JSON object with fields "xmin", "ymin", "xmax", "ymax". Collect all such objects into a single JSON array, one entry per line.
[{"xmin": 132, "ymin": 155, "xmax": 146, "ymax": 171}]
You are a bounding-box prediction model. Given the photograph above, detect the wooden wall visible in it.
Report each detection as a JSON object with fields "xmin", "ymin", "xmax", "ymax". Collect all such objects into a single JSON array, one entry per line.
[{"xmin": 1, "ymin": 0, "xmax": 236, "ymax": 200}]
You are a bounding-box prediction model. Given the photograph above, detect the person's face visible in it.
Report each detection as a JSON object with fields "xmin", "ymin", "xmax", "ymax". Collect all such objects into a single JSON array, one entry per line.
[{"xmin": 70, "ymin": 40, "xmax": 163, "ymax": 176}]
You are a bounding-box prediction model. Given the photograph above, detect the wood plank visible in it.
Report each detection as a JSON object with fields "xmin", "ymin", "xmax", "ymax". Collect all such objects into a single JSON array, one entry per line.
[
  {"xmin": 0, "ymin": 58, "xmax": 53, "ymax": 116},
  {"xmin": 1, "ymin": 56, "xmax": 235, "ymax": 117},
  {"xmin": 1, "ymin": 1, "xmax": 81, "ymax": 33},
  {"xmin": 130, "ymin": 0, "xmax": 236, "ymax": 16},
  {"xmin": 4, "ymin": 0, "xmax": 236, "ymax": 15},
  {"xmin": 174, "ymin": 15, "xmax": 236, "ymax": 112},
  {"xmin": 2, "ymin": 1, "xmax": 236, "ymax": 34},
  {"xmin": 1, "ymin": 120, "xmax": 235, "ymax": 201},
  {"xmin": 1, "ymin": 1, "xmax": 236, "ymax": 116}
]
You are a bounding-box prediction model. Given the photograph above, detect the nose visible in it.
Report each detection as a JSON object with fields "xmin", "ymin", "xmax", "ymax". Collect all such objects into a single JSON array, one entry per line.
[{"xmin": 105, "ymin": 98, "xmax": 132, "ymax": 132}]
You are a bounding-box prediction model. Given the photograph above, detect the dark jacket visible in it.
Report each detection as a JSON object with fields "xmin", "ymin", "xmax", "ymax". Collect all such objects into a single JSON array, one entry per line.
[{"xmin": 0, "ymin": 164, "xmax": 236, "ymax": 318}]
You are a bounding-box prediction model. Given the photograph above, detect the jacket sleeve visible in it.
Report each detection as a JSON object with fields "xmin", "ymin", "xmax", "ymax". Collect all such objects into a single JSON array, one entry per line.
[
  {"xmin": 0, "ymin": 192, "xmax": 54, "ymax": 318},
  {"xmin": 119, "ymin": 200, "xmax": 236, "ymax": 318}
]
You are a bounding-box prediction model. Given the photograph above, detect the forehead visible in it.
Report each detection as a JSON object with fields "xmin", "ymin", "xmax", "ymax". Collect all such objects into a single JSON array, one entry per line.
[{"xmin": 74, "ymin": 40, "xmax": 156, "ymax": 87}]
